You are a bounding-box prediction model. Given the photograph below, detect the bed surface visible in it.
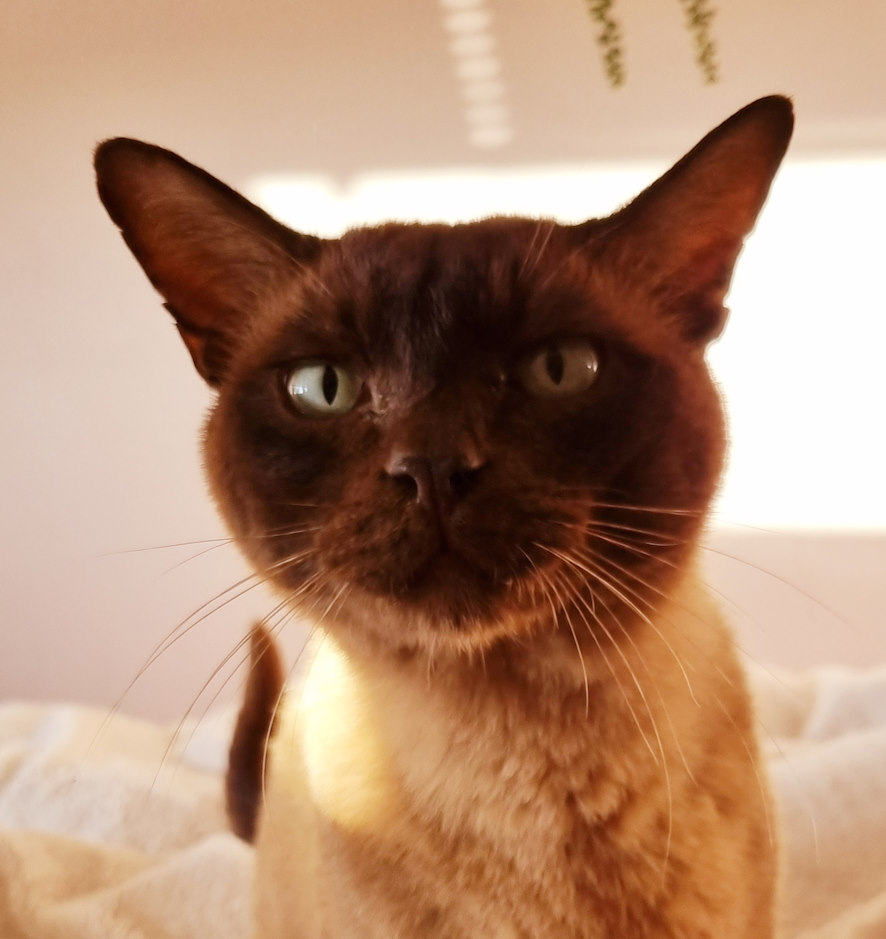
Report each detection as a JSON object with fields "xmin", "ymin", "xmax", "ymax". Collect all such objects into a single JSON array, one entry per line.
[{"xmin": 3, "ymin": 664, "xmax": 886, "ymax": 937}]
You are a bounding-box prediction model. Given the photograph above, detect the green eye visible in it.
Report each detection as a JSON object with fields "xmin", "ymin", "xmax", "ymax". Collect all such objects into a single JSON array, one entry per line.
[
  {"xmin": 286, "ymin": 363, "xmax": 363, "ymax": 417},
  {"xmin": 520, "ymin": 341, "xmax": 599, "ymax": 398}
]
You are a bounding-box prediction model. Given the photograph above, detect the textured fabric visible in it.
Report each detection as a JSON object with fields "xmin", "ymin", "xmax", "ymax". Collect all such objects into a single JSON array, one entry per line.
[
  {"xmin": 0, "ymin": 704, "xmax": 251, "ymax": 938},
  {"xmin": 2, "ymin": 664, "xmax": 886, "ymax": 937},
  {"xmin": 755, "ymin": 666, "xmax": 886, "ymax": 937}
]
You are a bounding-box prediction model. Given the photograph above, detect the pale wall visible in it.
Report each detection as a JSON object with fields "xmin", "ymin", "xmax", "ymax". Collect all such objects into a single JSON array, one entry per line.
[{"xmin": 2, "ymin": 0, "xmax": 883, "ymax": 720}]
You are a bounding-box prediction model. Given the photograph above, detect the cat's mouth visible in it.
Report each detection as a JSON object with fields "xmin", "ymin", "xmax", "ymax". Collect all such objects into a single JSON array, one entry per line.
[
  {"xmin": 399, "ymin": 544, "xmax": 498, "ymax": 599},
  {"xmin": 371, "ymin": 539, "xmax": 504, "ymax": 610},
  {"xmin": 312, "ymin": 517, "xmax": 527, "ymax": 632},
  {"xmin": 376, "ymin": 537, "xmax": 572, "ymax": 648},
  {"xmin": 292, "ymin": 488, "xmax": 586, "ymax": 642},
  {"xmin": 330, "ymin": 547, "xmax": 542, "ymax": 650}
]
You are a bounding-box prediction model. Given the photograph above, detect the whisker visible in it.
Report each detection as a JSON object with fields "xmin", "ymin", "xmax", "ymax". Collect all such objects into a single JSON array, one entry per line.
[
  {"xmin": 150, "ymin": 628, "xmax": 253, "ymax": 793},
  {"xmin": 699, "ymin": 542, "xmax": 855, "ymax": 633},
  {"xmin": 567, "ymin": 548, "xmax": 699, "ymax": 782},
  {"xmin": 545, "ymin": 552, "xmax": 674, "ymax": 878},
  {"xmin": 533, "ymin": 487, "xmax": 704, "ymax": 520},
  {"xmin": 522, "ymin": 547, "xmax": 590, "ymax": 716},
  {"xmin": 98, "ymin": 536, "xmax": 233, "ymax": 557},
  {"xmin": 92, "ymin": 567, "xmax": 270, "ymax": 750},
  {"xmin": 575, "ymin": 528, "xmax": 767, "ymax": 679},
  {"xmin": 582, "ymin": 543, "xmax": 739, "ymax": 686},
  {"xmin": 261, "ymin": 613, "xmax": 319, "ymax": 805},
  {"xmin": 535, "ymin": 229, "xmax": 602, "ymax": 294},
  {"xmin": 544, "ymin": 556, "xmax": 659, "ymax": 766},
  {"xmin": 218, "ymin": 216, "xmax": 336, "ymax": 301},
  {"xmin": 519, "ymin": 220, "xmax": 556, "ymax": 281},
  {"xmin": 558, "ymin": 517, "xmax": 687, "ymax": 548},
  {"xmin": 582, "ymin": 528, "xmax": 682, "ymax": 568},
  {"xmin": 158, "ymin": 538, "xmax": 233, "ymax": 576},
  {"xmin": 709, "ymin": 689, "xmax": 776, "ymax": 851},
  {"xmin": 313, "ymin": 581, "xmax": 351, "ymax": 629},
  {"xmin": 153, "ymin": 601, "xmax": 308, "ymax": 791},
  {"xmin": 98, "ymin": 522, "xmax": 322, "ymax": 562},
  {"xmin": 565, "ymin": 535, "xmax": 799, "ymax": 860},
  {"xmin": 562, "ymin": 542, "xmax": 700, "ymax": 707},
  {"xmin": 149, "ymin": 549, "xmax": 313, "ymax": 666},
  {"xmin": 98, "ymin": 547, "xmax": 320, "ymax": 743},
  {"xmin": 247, "ymin": 523, "xmax": 323, "ymax": 540},
  {"xmin": 425, "ymin": 633, "xmax": 438, "ymax": 690},
  {"xmin": 156, "ymin": 569, "xmax": 333, "ymax": 790},
  {"xmin": 587, "ymin": 500, "xmax": 703, "ymax": 518}
]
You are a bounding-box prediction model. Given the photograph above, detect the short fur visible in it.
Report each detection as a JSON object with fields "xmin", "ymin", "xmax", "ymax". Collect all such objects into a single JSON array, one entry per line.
[{"xmin": 95, "ymin": 96, "xmax": 794, "ymax": 937}]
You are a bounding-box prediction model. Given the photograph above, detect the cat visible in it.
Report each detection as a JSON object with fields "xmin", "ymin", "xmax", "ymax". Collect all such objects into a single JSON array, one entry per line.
[{"xmin": 95, "ymin": 95, "xmax": 793, "ymax": 938}]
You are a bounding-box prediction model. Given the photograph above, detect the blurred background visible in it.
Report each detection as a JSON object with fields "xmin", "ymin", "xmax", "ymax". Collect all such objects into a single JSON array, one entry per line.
[{"xmin": 2, "ymin": 0, "xmax": 884, "ymax": 719}]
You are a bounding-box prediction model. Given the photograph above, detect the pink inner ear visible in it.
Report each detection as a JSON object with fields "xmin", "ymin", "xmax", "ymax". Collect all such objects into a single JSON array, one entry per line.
[
  {"xmin": 681, "ymin": 235, "xmax": 742, "ymax": 304},
  {"xmin": 173, "ymin": 317, "xmax": 229, "ymax": 387},
  {"xmin": 96, "ymin": 137, "xmax": 322, "ymax": 386},
  {"xmin": 592, "ymin": 100, "xmax": 792, "ymax": 345},
  {"xmin": 654, "ymin": 236, "xmax": 740, "ymax": 343}
]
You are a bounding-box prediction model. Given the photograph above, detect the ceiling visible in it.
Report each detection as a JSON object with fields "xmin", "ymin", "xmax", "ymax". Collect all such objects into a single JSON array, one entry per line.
[{"xmin": 9, "ymin": 0, "xmax": 886, "ymax": 188}]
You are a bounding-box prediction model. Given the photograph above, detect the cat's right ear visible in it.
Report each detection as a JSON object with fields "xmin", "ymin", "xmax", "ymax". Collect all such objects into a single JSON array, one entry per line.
[
  {"xmin": 584, "ymin": 96, "xmax": 794, "ymax": 345},
  {"xmin": 95, "ymin": 139, "xmax": 322, "ymax": 386}
]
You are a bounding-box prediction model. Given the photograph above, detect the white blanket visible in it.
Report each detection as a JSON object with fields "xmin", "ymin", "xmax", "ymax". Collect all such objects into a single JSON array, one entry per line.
[
  {"xmin": 0, "ymin": 705, "xmax": 251, "ymax": 938},
  {"xmin": 2, "ymin": 665, "xmax": 886, "ymax": 937}
]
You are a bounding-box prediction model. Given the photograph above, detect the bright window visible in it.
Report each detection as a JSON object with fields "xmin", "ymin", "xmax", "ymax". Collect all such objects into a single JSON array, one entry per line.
[{"xmin": 248, "ymin": 158, "xmax": 886, "ymax": 530}]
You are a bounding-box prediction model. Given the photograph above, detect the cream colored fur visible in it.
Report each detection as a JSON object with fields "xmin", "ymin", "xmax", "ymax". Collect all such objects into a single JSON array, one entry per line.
[{"xmin": 253, "ymin": 566, "xmax": 776, "ymax": 938}]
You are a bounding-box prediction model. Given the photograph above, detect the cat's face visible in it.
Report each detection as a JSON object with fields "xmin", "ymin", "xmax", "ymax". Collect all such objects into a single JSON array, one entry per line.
[
  {"xmin": 201, "ymin": 219, "xmax": 723, "ymax": 652},
  {"xmin": 95, "ymin": 96, "xmax": 793, "ymax": 657}
]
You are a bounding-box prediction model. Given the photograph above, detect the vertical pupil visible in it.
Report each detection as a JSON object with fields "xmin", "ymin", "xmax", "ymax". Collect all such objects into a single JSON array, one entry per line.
[
  {"xmin": 322, "ymin": 366, "xmax": 339, "ymax": 404},
  {"xmin": 545, "ymin": 348, "xmax": 565, "ymax": 384}
]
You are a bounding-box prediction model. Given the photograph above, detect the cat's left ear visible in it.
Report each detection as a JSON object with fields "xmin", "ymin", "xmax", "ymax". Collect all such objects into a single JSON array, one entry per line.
[
  {"xmin": 95, "ymin": 139, "xmax": 322, "ymax": 386},
  {"xmin": 590, "ymin": 95, "xmax": 794, "ymax": 343}
]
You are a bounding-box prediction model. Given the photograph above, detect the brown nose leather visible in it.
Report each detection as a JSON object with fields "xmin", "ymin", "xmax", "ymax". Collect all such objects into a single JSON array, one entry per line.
[{"xmin": 386, "ymin": 453, "xmax": 485, "ymax": 517}]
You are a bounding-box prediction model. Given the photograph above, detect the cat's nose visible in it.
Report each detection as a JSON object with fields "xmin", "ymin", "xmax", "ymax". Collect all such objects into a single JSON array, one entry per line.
[{"xmin": 386, "ymin": 453, "xmax": 485, "ymax": 516}]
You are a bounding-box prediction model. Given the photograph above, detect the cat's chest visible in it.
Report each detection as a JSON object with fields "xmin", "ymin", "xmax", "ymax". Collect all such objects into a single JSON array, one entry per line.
[
  {"xmin": 258, "ymin": 602, "xmax": 743, "ymax": 938},
  {"xmin": 292, "ymin": 632, "xmax": 661, "ymax": 873}
]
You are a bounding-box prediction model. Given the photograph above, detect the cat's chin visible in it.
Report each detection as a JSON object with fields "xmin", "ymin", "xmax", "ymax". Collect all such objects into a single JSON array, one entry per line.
[
  {"xmin": 331, "ymin": 596, "xmax": 542, "ymax": 660},
  {"xmin": 317, "ymin": 556, "xmax": 552, "ymax": 659},
  {"xmin": 394, "ymin": 547, "xmax": 502, "ymax": 604}
]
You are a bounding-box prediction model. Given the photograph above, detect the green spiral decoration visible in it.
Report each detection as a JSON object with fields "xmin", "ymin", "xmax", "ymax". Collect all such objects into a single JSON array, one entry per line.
[
  {"xmin": 585, "ymin": 0, "xmax": 625, "ymax": 88},
  {"xmin": 585, "ymin": 0, "xmax": 719, "ymax": 87}
]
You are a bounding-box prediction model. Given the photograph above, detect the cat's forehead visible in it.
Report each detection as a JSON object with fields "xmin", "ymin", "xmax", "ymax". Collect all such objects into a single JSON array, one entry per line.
[
  {"xmin": 294, "ymin": 218, "xmax": 607, "ymax": 372},
  {"xmin": 334, "ymin": 218, "xmax": 546, "ymax": 305}
]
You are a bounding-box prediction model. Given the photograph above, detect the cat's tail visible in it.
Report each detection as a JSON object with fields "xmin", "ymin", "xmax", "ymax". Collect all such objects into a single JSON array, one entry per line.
[{"xmin": 226, "ymin": 624, "xmax": 284, "ymax": 842}]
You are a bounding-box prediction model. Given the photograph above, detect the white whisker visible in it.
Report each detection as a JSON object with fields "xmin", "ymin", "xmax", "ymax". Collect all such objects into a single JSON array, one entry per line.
[{"xmin": 522, "ymin": 547, "xmax": 590, "ymax": 716}]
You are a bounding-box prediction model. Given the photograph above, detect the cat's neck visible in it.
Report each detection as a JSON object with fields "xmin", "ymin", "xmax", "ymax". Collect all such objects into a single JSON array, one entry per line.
[
  {"xmin": 317, "ymin": 560, "xmax": 713, "ymax": 709},
  {"xmin": 293, "ymin": 563, "xmax": 725, "ymax": 804},
  {"xmin": 288, "ymin": 564, "xmax": 730, "ymax": 856}
]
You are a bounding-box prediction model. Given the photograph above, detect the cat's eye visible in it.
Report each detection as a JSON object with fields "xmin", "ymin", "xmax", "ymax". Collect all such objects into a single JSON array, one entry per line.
[
  {"xmin": 286, "ymin": 362, "xmax": 363, "ymax": 417},
  {"xmin": 520, "ymin": 341, "xmax": 599, "ymax": 398}
]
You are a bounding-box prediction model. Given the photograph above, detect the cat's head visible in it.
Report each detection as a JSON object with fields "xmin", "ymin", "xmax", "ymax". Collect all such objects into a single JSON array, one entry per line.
[{"xmin": 95, "ymin": 97, "xmax": 792, "ymax": 660}]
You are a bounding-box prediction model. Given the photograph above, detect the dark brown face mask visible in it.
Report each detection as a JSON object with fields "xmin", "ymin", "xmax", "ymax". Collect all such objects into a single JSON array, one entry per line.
[{"xmin": 94, "ymin": 96, "xmax": 794, "ymax": 655}]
